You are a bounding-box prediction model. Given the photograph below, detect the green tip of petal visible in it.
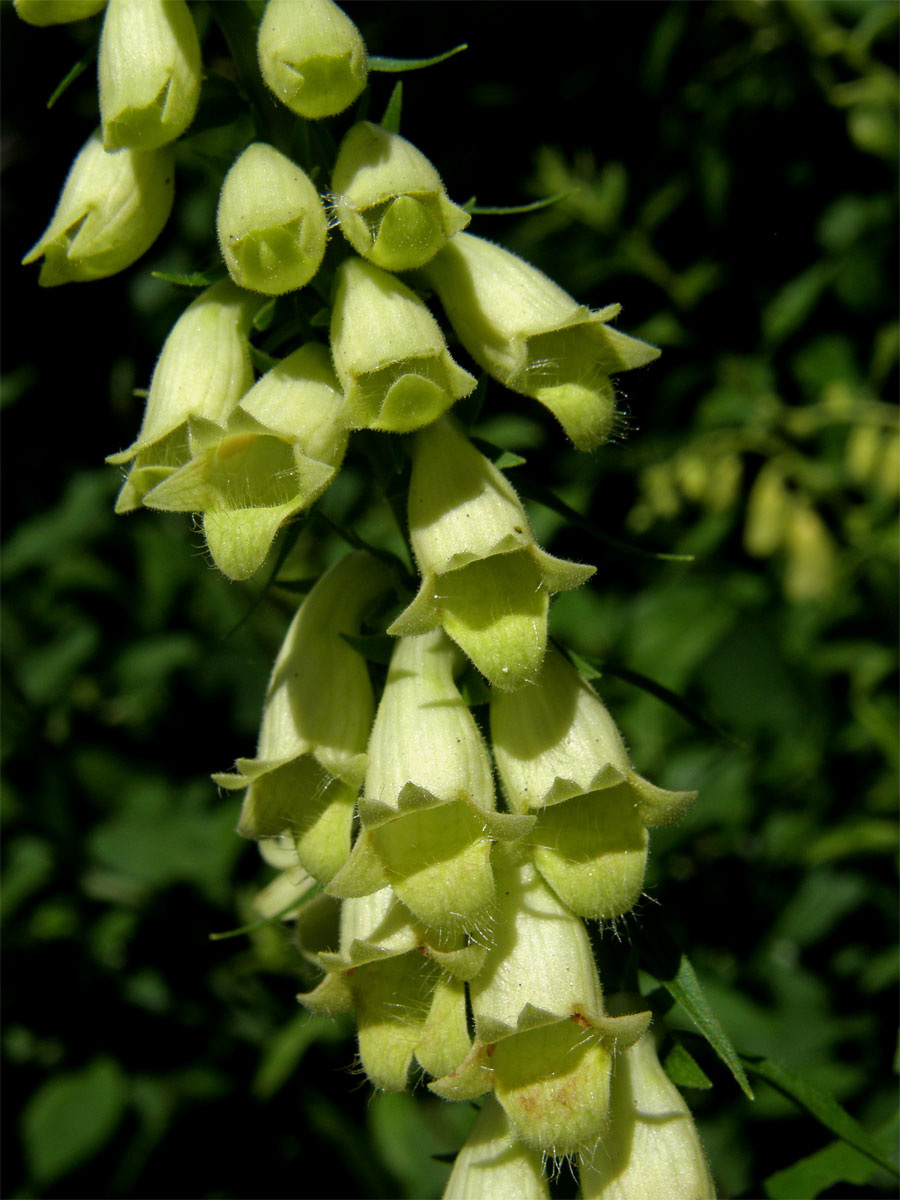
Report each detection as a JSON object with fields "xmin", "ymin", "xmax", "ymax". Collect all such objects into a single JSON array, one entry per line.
[
  {"xmin": 492, "ymin": 1023, "xmax": 614, "ymax": 1156},
  {"xmin": 436, "ymin": 553, "xmax": 550, "ymax": 690}
]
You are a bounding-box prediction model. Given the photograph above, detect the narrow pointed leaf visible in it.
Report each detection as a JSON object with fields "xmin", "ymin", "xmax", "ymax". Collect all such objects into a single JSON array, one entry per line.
[
  {"xmin": 741, "ymin": 1055, "xmax": 899, "ymax": 1178},
  {"xmin": 369, "ymin": 44, "xmax": 467, "ymax": 72}
]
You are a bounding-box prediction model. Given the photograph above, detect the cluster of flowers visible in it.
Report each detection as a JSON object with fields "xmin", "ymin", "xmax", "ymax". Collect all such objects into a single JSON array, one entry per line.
[{"xmin": 18, "ymin": 0, "xmax": 715, "ymax": 1194}]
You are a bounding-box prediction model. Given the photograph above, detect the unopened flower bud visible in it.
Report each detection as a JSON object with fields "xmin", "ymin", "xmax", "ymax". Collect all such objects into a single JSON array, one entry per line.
[
  {"xmin": 328, "ymin": 630, "xmax": 532, "ymax": 936},
  {"xmin": 420, "ymin": 232, "xmax": 660, "ymax": 450},
  {"xmin": 142, "ymin": 342, "xmax": 348, "ymax": 580},
  {"xmin": 107, "ymin": 281, "xmax": 260, "ymax": 511},
  {"xmin": 14, "ymin": 0, "xmax": 106, "ymax": 25},
  {"xmin": 98, "ymin": 0, "xmax": 201, "ymax": 151},
  {"xmin": 431, "ymin": 848, "xmax": 650, "ymax": 1156},
  {"xmin": 332, "ymin": 122, "xmax": 470, "ymax": 271},
  {"xmin": 213, "ymin": 553, "xmax": 392, "ymax": 882},
  {"xmin": 783, "ymin": 500, "xmax": 838, "ymax": 603},
  {"xmin": 22, "ymin": 130, "xmax": 173, "ymax": 287},
  {"xmin": 217, "ymin": 143, "xmax": 328, "ymax": 295},
  {"xmin": 330, "ymin": 257, "xmax": 476, "ymax": 432},
  {"xmin": 388, "ymin": 417, "xmax": 594, "ymax": 689},
  {"xmin": 257, "ymin": 0, "xmax": 368, "ymax": 120},
  {"xmin": 444, "ymin": 1096, "xmax": 550, "ymax": 1200},
  {"xmin": 579, "ymin": 1004, "xmax": 716, "ymax": 1200}
]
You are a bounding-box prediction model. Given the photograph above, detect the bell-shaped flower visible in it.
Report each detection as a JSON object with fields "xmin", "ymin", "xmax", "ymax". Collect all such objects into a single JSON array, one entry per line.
[
  {"xmin": 107, "ymin": 280, "xmax": 260, "ymax": 512},
  {"xmin": 257, "ymin": 0, "xmax": 367, "ymax": 120},
  {"xmin": 327, "ymin": 631, "xmax": 532, "ymax": 937},
  {"xmin": 387, "ymin": 417, "xmax": 594, "ymax": 690},
  {"xmin": 98, "ymin": 0, "xmax": 201, "ymax": 151},
  {"xmin": 217, "ymin": 143, "xmax": 328, "ymax": 295},
  {"xmin": 579, "ymin": 1003, "xmax": 716, "ymax": 1200},
  {"xmin": 21, "ymin": 130, "xmax": 173, "ymax": 287},
  {"xmin": 444, "ymin": 1096, "xmax": 550, "ymax": 1200},
  {"xmin": 213, "ymin": 553, "xmax": 392, "ymax": 883},
  {"xmin": 140, "ymin": 343, "xmax": 348, "ymax": 580},
  {"xmin": 331, "ymin": 121, "xmax": 470, "ymax": 272},
  {"xmin": 297, "ymin": 888, "xmax": 475, "ymax": 1091},
  {"xmin": 14, "ymin": 0, "xmax": 106, "ymax": 25},
  {"xmin": 420, "ymin": 232, "xmax": 661, "ymax": 450},
  {"xmin": 430, "ymin": 847, "xmax": 650, "ymax": 1157},
  {"xmin": 490, "ymin": 646, "xmax": 696, "ymax": 919},
  {"xmin": 330, "ymin": 257, "xmax": 476, "ymax": 432}
]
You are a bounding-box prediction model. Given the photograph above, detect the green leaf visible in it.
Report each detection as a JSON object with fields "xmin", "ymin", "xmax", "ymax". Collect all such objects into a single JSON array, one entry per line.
[
  {"xmin": 741, "ymin": 1055, "xmax": 900, "ymax": 1177},
  {"xmin": 380, "ymin": 81, "xmax": 403, "ymax": 134},
  {"xmin": 636, "ymin": 925, "xmax": 754, "ymax": 1099},
  {"xmin": 252, "ymin": 297, "xmax": 278, "ymax": 332},
  {"xmin": 369, "ymin": 44, "xmax": 467, "ymax": 72},
  {"xmin": 761, "ymin": 263, "xmax": 833, "ymax": 345},
  {"xmin": 47, "ymin": 41, "xmax": 97, "ymax": 110},
  {"xmin": 468, "ymin": 190, "xmax": 576, "ymax": 216},
  {"xmin": 765, "ymin": 1139, "xmax": 882, "ymax": 1200},
  {"xmin": 493, "ymin": 450, "xmax": 527, "ymax": 470},
  {"xmin": 22, "ymin": 1058, "xmax": 127, "ymax": 1186},
  {"xmin": 209, "ymin": 889, "xmax": 323, "ymax": 942},
  {"xmin": 664, "ymin": 1041, "xmax": 713, "ymax": 1090},
  {"xmin": 249, "ymin": 344, "xmax": 280, "ymax": 373}
]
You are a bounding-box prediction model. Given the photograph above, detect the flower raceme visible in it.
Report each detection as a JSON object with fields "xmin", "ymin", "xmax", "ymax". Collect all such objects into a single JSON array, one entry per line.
[
  {"xmin": 98, "ymin": 0, "xmax": 202, "ymax": 152},
  {"xmin": 141, "ymin": 342, "xmax": 348, "ymax": 581},
  {"xmin": 420, "ymin": 231, "xmax": 661, "ymax": 450},
  {"xmin": 332, "ymin": 121, "xmax": 471, "ymax": 272},
  {"xmin": 21, "ymin": 130, "xmax": 173, "ymax": 287},
  {"xmin": 388, "ymin": 416, "xmax": 595, "ymax": 689}
]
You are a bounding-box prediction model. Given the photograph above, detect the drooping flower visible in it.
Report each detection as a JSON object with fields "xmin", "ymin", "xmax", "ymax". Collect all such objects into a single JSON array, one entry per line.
[
  {"xmin": 332, "ymin": 121, "xmax": 470, "ymax": 272},
  {"xmin": 296, "ymin": 887, "xmax": 477, "ymax": 1091},
  {"xmin": 420, "ymin": 232, "xmax": 661, "ymax": 450},
  {"xmin": 444, "ymin": 1096, "xmax": 550, "ymax": 1200},
  {"xmin": 490, "ymin": 646, "xmax": 695, "ymax": 919},
  {"xmin": 257, "ymin": 0, "xmax": 368, "ymax": 120},
  {"xmin": 330, "ymin": 256, "xmax": 476, "ymax": 433},
  {"xmin": 141, "ymin": 342, "xmax": 348, "ymax": 580},
  {"xmin": 98, "ymin": 0, "xmax": 202, "ymax": 151},
  {"xmin": 213, "ymin": 552, "xmax": 392, "ymax": 883},
  {"xmin": 430, "ymin": 846, "xmax": 650, "ymax": 1156},
  {"xmin": 327, "ymin": 630, "xmax": 532, "ymax": 936},
  {"xmin": 216, "ymin": 143, "xmax": 328, "ymax": 295},
  {"xmin": 106, "ymin": 280, "xmax": 260, "ymax": 512},
  {"xmin": 388, "ymin": 416, "xmax": 594, "ymax": 689},
  {"xmin": 579, "ymin": 1002, "xmax": 716, "ymax": 1200},
  {"xmin": 21, "ymin": 130, "xmax": 173, "ymax": 287}
]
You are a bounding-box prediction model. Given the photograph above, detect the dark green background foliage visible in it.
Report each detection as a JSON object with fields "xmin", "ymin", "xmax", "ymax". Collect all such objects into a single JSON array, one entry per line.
[{"xmin": 2, "ymin": 2, "xmax": 897, "ymax": 1197}]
